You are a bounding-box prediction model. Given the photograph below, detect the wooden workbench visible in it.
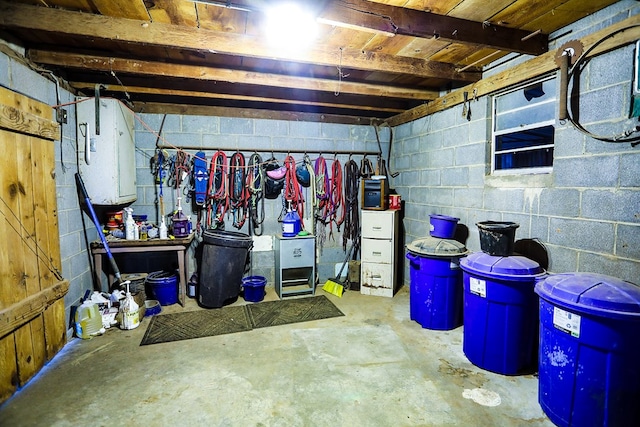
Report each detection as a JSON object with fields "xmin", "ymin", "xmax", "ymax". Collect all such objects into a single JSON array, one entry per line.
[{"xmin": 90, "ymin": 234, "xmax": 195, "ymax": 306}]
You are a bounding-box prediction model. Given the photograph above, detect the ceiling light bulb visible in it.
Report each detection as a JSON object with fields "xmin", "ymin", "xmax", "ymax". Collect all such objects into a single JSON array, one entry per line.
[{"xmin": 264, "ymin": 2, "xmax": 318, "ymax": 52}]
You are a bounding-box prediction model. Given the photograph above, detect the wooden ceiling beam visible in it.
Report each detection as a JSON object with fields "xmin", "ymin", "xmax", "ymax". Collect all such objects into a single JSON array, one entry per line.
[
  {"xmin": 318, "ymin": 0, "xmax": 548, "ymax": 55},
  {"xmin": 30, "ymin": 50, "xmax": 438, "ymax": 100},
  {"xmin": 387, "ymin": 13, "xmax": 640, "ymax": 126},
  {"xmin": 133, "ymin": 102, "xmax": 384, "ymax": 126},
  {"xmin": 70, "ymin": 82, "xmax": 407, "ymax": 113},
  {"xmin": 0, "ymin": 1, "xmax": 480, "ymax": 82}
]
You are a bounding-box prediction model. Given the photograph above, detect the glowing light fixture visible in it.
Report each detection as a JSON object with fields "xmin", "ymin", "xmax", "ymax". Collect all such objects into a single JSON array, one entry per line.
[{"xmin": 264, "ymin": 2, "xmax": 318, "ymax": 51}]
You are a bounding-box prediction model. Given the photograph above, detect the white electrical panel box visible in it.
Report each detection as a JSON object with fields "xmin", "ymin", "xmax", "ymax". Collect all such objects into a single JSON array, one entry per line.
[{"xmin": 77, "ymin": 97, "xmax": 137, "ymax": 205}]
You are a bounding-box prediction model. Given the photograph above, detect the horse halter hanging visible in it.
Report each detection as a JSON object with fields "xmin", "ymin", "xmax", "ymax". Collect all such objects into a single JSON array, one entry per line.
[
  {"xmin": 206, "ymin": 150, "xmax": 228, "ymax": 228},
  {"xmin": 246, "ymin": 152, "xmax": 265, "ymax": 235},
  {"xmin": 229, "ymin": 152, "xmax": 248, "ymax": 229}
]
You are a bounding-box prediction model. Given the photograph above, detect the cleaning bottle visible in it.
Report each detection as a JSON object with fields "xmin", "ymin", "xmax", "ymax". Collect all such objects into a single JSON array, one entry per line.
[
  {"xmin": 124, "ymin": 207, "xmax": 135, "ymax": 240},
  {"xmin": 119, "ymin": 281, "xmax": 140, "ymax": 330},
  {"xmin": 172, "ymin": 197, "xmax": 189, "ymax": 237},
  {"xmin": 159, "ymin": 216, "xmax": 168, "ymax": 239}
]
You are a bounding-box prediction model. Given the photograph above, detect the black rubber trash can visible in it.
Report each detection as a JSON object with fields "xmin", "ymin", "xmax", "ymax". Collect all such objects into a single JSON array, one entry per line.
[{"xmin": 199, "ymin": 229, "xmax": 253, "ymax": 308}]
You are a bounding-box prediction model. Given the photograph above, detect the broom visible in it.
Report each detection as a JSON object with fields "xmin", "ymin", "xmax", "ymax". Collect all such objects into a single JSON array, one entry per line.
[{"xmin": 322, "ymin": 239, "xmax": 356, "ymax": 298}]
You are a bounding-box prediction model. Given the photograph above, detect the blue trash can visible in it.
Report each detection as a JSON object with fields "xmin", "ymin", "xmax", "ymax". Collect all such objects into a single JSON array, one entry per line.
[
  {"xmin": 406, "ymin": 236, "xmax": 468, "ymax": 330},
  {"xmin": 460, "ymin": 252, "xmax": 545, "ymax": 375},
  {"xmin": 535, "ymin": 273, "xmax": 640, "ymax": 427}
]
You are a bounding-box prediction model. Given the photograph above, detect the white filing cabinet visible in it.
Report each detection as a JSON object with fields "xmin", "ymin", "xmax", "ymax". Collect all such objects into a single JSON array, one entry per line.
[
  {"xmin": 77, "ymin": 97, "xmax": 137, "ymax": 205},
  {"xmin": 275, "ymin": 234, "xmax": 316, "ymax": 298},
  {"xmin": 360, "ymin": 209, "xmax": 400, "ymax": 297}
]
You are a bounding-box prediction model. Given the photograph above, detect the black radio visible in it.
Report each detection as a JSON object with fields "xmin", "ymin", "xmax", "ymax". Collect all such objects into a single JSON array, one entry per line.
[{"xmin": 362, "ymin": 178, "xmax": 388, "ymax": 210}]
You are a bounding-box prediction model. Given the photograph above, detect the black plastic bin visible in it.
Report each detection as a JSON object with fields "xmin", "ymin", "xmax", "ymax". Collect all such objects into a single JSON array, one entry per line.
[
  {"xmin": 476, "ymin": 221, "xmax": 519, "ymax": 256},
  {"xmin": 199, "ymin": 229, "xmax": 253, "ymax": 308}
]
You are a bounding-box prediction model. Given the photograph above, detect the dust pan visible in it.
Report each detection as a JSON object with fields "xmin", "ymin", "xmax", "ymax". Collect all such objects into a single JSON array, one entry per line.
[{"xmin": 322, "ymin": 279, "xmax": 344, "ymax": 298}]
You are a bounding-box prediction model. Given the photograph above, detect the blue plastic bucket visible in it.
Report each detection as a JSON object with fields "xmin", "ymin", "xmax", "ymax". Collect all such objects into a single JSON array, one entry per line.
[
  {"xmin": 460, "ymin": 252, "xmax": 545, "ymax": 375},
  {"xmin": 145, "ymin": 271, "xmax": 179, "ymax": 306},
  {"xmin": 242, "ymin": 276, "xmax": 267, "ymax": 303},
  {"xmin": 429, "ymin": 214, "xmax": 459, "ymax": 239},
  {"xmin": 535, "ymin": 273, "xmax": 640, "ymax": 427}
]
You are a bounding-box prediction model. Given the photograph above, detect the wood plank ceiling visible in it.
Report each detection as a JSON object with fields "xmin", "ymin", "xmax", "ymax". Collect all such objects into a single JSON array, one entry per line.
[{"xmin": 0, "ymin": 0, "xmax": 620, "ymax": 124}]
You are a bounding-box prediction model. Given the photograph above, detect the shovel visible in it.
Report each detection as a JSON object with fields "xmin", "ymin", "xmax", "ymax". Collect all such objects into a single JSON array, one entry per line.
[{"xmin": 75, "ymin": 173, "xmax": 123, "ymax": 288}]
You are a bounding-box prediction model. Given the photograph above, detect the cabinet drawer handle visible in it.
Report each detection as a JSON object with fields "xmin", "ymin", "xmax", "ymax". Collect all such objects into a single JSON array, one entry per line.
[
  {"xmin": 372, "ymin": 226, "xmax": 382, "ymax": 230},
  {"xmin": 372, "ymin": 251, "xmax": 382, "ymax": 256}
]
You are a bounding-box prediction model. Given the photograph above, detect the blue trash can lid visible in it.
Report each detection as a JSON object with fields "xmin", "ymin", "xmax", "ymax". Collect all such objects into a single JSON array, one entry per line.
[
  {"xmin": 535, "ymin": 272, "xmax": 640, "ymax": 318},
  {"xmin": 406, "ymin": 236, "xmax": 468, "ymax": 257},
  {"xmin": 460, "ymin": 251, "xmax": 544, "ymax": 280}
]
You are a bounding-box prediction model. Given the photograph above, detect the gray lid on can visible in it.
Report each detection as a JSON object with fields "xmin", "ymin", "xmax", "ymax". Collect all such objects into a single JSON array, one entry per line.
[
  {"xmin": 406, "ymin": 236, "xmax": 468, "ymax": 257},
  {"xmin": 535, "ymin": 272, "xmax": 640, "ymax": 319}
]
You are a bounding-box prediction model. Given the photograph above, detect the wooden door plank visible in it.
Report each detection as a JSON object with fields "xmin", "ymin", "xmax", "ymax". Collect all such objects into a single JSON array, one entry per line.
[
  {"xmin": 29, "ymin": 134, "xmax": 56, "ymax": 372},
  {"xmin": 0, "ymin": 334, "xmax": 18, "ymax": 403},
  {"xmin": 0, "ymin": 130, "xmax": 27, "ymax": 306},
  {"xmin": 0, "ymin": 127, "xmax": 18, "ymax": 403},
  {"xmin": 36, "ymin": 136, "xmax": 66, "ymax": 358},
  {"xmin": 44, "ymin": 299, "xmax": 66, "ymax": 359},
  {"xmin": 14, "ymin": 134, "xmax": 41, "ymax": 385}
]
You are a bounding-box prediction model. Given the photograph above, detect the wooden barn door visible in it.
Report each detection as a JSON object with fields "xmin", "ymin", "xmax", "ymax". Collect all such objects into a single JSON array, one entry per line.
[{"xmin": 0, "ymin": 87, "xmax": 68, "ymax": 403}]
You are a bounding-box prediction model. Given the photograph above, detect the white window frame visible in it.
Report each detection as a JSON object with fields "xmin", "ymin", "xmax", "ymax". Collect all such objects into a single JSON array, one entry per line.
[{"xmin": 491, "ymin": 76, "xmax": 556, "ymax": 175}]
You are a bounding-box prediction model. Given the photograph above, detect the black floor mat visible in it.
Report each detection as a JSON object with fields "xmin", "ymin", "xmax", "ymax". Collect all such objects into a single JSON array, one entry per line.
[
  {"xmin": 140, "ymin": 295, "xmax": 344, "ymax": 346},
  {"xmin": 247, "ymin": 295, "xmax": 345, "ymax": 329}
]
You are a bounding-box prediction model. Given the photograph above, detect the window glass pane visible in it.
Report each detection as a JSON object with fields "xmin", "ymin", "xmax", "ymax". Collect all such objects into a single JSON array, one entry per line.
[
  {"xmin": 495, "ymin": 125, "xmax": 555, "ymax": 152},
  {"xmin": 495, "ymin": 79, "xmax": 556, "ymax": 112},
  {"xmin": 492, "ymin": 77, "xmax": 556, "ymax": 173},
  {"xmin": 495, "ymin": 101, "xmax": 555, "ymax": 131},
  {"xmin": 494, "ymin": 147, "xmax": 554, "ymax": 170}
]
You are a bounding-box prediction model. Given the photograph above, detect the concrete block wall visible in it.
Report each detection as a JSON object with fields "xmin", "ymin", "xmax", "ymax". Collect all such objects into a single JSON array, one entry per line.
[
  {"xmin": 131, "ymin": 114, "xmax": 386, "ymax": 290},
  {"xmin": 391, "ymin": 1, "xmax": 640, "ymax": 284},
  {"xmin": 0, "ymin": 46, "xmax": 96, "ymax": 335}
]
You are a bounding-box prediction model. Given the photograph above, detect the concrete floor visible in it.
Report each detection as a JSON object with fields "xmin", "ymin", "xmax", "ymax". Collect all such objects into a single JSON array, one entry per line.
[{"xmin": 0, "ymin": 286, "xmax": 554, "ymax": 426}]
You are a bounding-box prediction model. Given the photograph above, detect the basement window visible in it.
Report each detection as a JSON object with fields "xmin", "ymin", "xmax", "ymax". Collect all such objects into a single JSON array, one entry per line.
[{"xmin": 492, "ymin": 77, "xmax": 556, "ymax": 174}]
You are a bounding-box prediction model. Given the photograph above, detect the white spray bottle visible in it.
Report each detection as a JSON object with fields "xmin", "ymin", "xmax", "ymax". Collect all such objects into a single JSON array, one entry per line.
[{"xmin": 124, "ymin": 207, "xmax": 135, "ymax": 240}]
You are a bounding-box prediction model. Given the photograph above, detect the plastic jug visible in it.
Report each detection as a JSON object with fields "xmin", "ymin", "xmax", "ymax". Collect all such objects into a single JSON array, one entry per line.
[
  {"xmin": 282, "ymin": 209, "xmax": 301, "ymax": 237},
  {"xmin": 172, "ymin": 197, "xmax": 189, "ymax": 237},
  {"xmin": 119, "ymin": 281, "xmax": 140, "ymax": 330},
  {"xmin": 75, "ymin": 299, "xmax": 104, "ymax": 339}
]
